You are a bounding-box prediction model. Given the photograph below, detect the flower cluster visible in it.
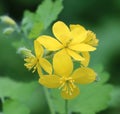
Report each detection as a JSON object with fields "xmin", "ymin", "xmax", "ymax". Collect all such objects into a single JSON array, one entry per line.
[{"xmin": 24, "ymin": 21, "xmax": 98, "ymax": 99}]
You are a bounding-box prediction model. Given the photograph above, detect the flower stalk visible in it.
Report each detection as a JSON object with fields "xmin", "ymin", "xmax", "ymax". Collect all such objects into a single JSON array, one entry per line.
[
  {"xmin": 65, "ymin": 100, "xmax": 68, "ymax": 114},
  {"xmin": 43, "ymin": 87, "xmax": 56, "ymax": 114}
]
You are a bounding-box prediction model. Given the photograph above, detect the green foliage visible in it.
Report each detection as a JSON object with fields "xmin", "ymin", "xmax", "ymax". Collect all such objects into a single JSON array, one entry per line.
[
  {"xmin": 90, "ymin": 18, "xmax": 120, "ymax": 66},
  {"xmin": 3, "ymin": 100, "xmax": 30, "ymax": 114},
  {"xmin": 69, "ymin": 66, "xmax": 113, "ymax": 114},
  {"xmin": 0, "ymin": 77, "xmax": 38, "ymax": 101},
  {"xmin": 0, "ymin": 77, "xmax": 48, "ymax": 114},
  {"xmin": 0, "ymin": 0, "xmax": 120, "ymax": 113},
  {"xmin": 21, "ymin": 0, "xmax": 63, "ymax": 39},
  {"xmin": 109, "ymin": 87, "xmax": 120, "ymax": 108},
  {"xmin": 50, "ymin": 65, "xmax": 113, "ymax": 114}
]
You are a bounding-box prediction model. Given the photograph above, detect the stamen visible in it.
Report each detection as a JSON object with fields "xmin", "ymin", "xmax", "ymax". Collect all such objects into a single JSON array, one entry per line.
[
  {"xmin": 32, "ymin": 64, "xmax": 37, "ymax": 73},
  {"xmin": 69, "ymin": 83, "xmax": 74, "ymax": 92},
  {"xmin": 63, "ymin": 86, "xmax": 67, "ymax": 92},
  {"xmin": 59, "ymin": 82, "xmax": 65, "ymax": 89},
  {"xmin": 70, "ymin": 80, "xmax": 76, "ymax": 88},
  {"xmin": 59, "ymin": 77, "xmax": 76, "ymax": 95},
  {"xmin": 65, "ymin": 85, "xmax": 69, "ymax": 94},
  {"xmin": 69, "ymin": 91, "xmax": 72, "ymax": 96},
  {"xmin": 64, "ymin": 38, "xmax": 73, "ymax": 48}
]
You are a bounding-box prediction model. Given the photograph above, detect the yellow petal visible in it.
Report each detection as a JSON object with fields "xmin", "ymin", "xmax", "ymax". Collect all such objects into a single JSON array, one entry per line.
[
  {"xmin": 66, "ymin": 49, "xmax": 84, "ymax": 61},
  {"xmin": 53, "ymin": 49, "xmax": 73, "ymax": 77},
  {"xmin": 34, "ymin": 40, "xmax": 44, "ymax": 57},
  {"xmin": 69, "ymin": 43, "xmax": 96, "ymax": 51},
  {"xmin": 52, "ymin": 21, "xmax": 71, "ymax": 45},
  {"xmin": 24, "ymin": 57, "xmax": 37, "ymax": 70},
  {"xmin": 72, "ymin": 67, "xmax": 96, "ymax": 84},
  {"xmin": 37, "ymin": 66, "xmax": 42, "ymax": 76},
  {"xmin": 70, "ymin": 24, "xmax": 86, "ymax": 31},
  {"xmin": 37, "ymin": 35, "xmax": 63, "ymax": 51},
  {"xmin": 70, "ymin": 24, "xmax": 87, "ymax": 44},
  {"xmin": 81, "ymin": 52, "xmax": 90, "ymax": 67},
  {"xmin": 39, "ymin": 75, "xmax": 60, "ymax": 88},
  {"xmin": 39, "ymin": 58, "xmax": 52, "ymax": 74},
  {"xmin": 61, "ymin": 87, "xmax": 80, "ymax": 99},
  {"xmin": 84, "ymin": 30, "xmax": 99, "ymax": 46}
]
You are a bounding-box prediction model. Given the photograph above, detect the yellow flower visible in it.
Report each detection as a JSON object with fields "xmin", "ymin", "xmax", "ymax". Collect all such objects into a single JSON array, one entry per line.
[
  {"xmin": 69, "ymin": 24, "xmax": 99, "ymax": 47},
  {"xmin": 39, "ymin": 51, "xmax": 96, "ymax": 99},
  {"xmin": 84, "ymin": 30, "xmax": 99, "ymax": 46},
  {"xmin": 37, "ymin": 21, "xmax": 96, "ymax": 61},
  {"xmin": 81, "ymin": 52, "xmax": 90, "ymax": 67},
  {"xmin": 24, "ymin": 40, "xmax": 52, "ymax": 75},
  {"xmin": 70, "ymin": 24, "xmax": 98, "ymax": 67}
]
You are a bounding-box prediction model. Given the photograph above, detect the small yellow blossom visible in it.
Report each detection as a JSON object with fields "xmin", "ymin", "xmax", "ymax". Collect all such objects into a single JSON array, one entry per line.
[
  {"xmin": 24, "ymin": 40, "xmax": 52, "ymax": 75},
  {"xmin": 69, "ymin": 25, "xmax": 98, "ymax": 47},
  {"xmin": 84, "ymin": 30, "xmax": 99, "ymax": 46},
  {"xmin": 37, "ymin": 21, "xmax": 96, "ymax": 61},
  {"xmin": 39, "ymin": 51, "xmax": 96, "ymax": 99},
  {"xmin": 70, "ymin": 24, "xmax": 98, "ymax": 67}
]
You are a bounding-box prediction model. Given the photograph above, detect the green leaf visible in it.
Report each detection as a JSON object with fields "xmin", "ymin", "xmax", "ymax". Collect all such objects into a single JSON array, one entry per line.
[
  {"xmin": 109, "ymin": 87, "xmax": 120, "ymax": 108},
  {"xmin": 46, "ymin": 90, "xmax": 67, "ymax": 114},
  {"xmin": 21, "ymin": 0, "xmax": 63, "ymax": 39},
  {"xmin": 50, "ymin": 65, "xmax": 113, "ymax": 114},
  {"xmin": 21, "ymin": 11, "xmax": 35, "ymax": 36},
  {"xmin": 49, "ymin": 89, "xmax": 65, "ymax": 114},
  {"xmin": 0, "ymin": 77, "xmax": 39, "ymax": 102},
  {"xmin": 3, "ymin": 99, "xmax": 30, "ymax": 114},
  {"xmin": 28, "ymin": 22, "xmax": 43, "ymax": 38},
  {"xmin": 0, "ymin": 77, "xmax": 48, "ymax": 113},
  {"xmin": 36, "ymin": 0, "xmax": 63, "ymax": 29},
  {"xmin": 69, "ymin": 66, "xmax": 113, "ymax": 114}
]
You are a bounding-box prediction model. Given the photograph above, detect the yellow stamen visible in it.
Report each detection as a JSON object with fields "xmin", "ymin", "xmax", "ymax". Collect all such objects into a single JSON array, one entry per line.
[{"xmin": 59, "ymin": 77, "xmax": 76, "ymax": 95}]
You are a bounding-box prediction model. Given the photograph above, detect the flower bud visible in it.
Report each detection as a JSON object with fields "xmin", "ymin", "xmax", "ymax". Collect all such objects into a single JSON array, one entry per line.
[
  {"xmin": 0, "ymin": 16, "xmax": 16, "ymax": 26},
  {"xmin": 3, "ymin": 27, "xmax": 14, "ymax": 35},
  {"xmin": 17, "ymin": 47, "xmax": 33, "ymax": 57}
]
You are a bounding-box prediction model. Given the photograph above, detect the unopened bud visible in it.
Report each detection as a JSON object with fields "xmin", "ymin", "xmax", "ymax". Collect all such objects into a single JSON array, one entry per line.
[
  {"xmin": 3, "ymin": 27, "xmax": 14, "ymax": 35},
  {"xmin": 17, "ymin": 47, "xmax": 33, "ymax": 57},
  {"xmin": 0, "ymin": 16, "xmax": 16, "ymax": 26}
]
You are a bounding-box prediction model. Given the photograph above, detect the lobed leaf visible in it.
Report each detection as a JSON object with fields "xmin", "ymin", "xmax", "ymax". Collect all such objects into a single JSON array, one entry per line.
[
  {"xmin": 50, "ymin": 65, "xmax": 113, "ymax": 114},
  {"xmin": 21, "ymin": 0, "xmax": 63, "ymax": 39},
  {"xmin": 0, "ymin": 77, "xmax": 48, "ymax": 113},
  {"xmin": 3, "ymin": 100, "xmax": 30, "ymax": 114}
]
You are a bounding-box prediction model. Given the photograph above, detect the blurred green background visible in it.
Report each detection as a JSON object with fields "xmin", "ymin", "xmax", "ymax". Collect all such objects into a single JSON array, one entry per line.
[{"xmin": 0, "ymin": 0, "xmax": 120, "ymax": 114}]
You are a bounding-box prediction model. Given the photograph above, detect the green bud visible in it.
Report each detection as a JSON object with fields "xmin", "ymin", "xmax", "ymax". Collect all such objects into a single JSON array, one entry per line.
[
  {"xmin": 17, "ymin": 47, "xmax": 33, "ymax": 57},
  {"xmin": 3, "ymin": 27, "xmax": 14, "ymax": 35},
  {"xmin": 0, "ymin": 16, "xmax": 16, "ymax": 26}
]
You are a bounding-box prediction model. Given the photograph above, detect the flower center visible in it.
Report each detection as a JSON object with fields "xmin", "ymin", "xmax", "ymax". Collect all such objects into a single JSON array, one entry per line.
[
  {"xmin": 32, "ymin": 58, "xmax": 39, "ymax": 72},
  {"xmin": 25, "ymin": 56, "xmax": 39, "ymax": 73},
  {"xmin": 59, "ymin": 77, "xmax": 76, "ymax": 95},
  {"xmin": 64, "ymin": 39, "xmax": 73, "ymax": 48}
]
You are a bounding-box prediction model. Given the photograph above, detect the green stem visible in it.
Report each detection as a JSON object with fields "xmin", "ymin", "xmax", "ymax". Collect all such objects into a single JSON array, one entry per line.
[
  {"xmin": 1, "ymin": 97, "xmax": 4, "ymax": 104},
  {"xmin": 43, "ymin": 87, "xmax": 55, "ymax": 114},
  {"xmin": 65, "ymin": 100, "xmax": 68, "ymax": 114}
]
